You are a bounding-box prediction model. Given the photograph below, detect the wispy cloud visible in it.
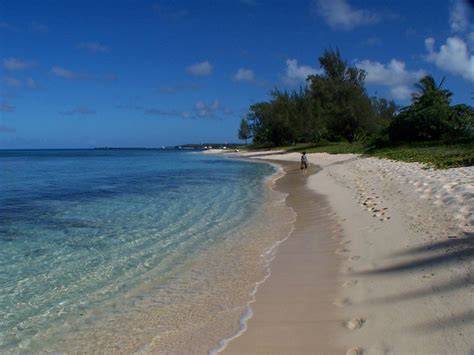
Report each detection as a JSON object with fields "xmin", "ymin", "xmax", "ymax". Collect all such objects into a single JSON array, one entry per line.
[
  {"xmin": 31, "ymin": 21, "xmax": 49, "ymax": 33},
  {"xmin": 355, "ymin": 59, "xmax": 426, "ymax": 99},
  {"xmin": 25, "ymin": 78, "xmax": 38, "ymax": 89},
  {"xmin": 194, "ymin": 100, "xmax": 220, "ymax": 118},
  {"xmin": 0, "ymin": 22, "xmax": 18, "ymax": 31},
  {"xmin": 3, "ymin": 58, "xmax": 35, "ymax": 70},
  {"xmin": 232, "ymin": 68, "xmax": 267, "ymax": 86},
  {"xmin": 233, "ymin": 68, "xmax": 255, "ymax": 81},
  {"xmin": 282, "ymin": 59, "xmax": 322, "ymax": 85},
  {"xmin": 0, "ymin": 124, "xmax": 16, "ymax": 132},
  {"xmin": 60, "ymin": 106, "xmax": 96, "ymax": 115},
  {"xmin": 449, "ymin": 0, "xmax": 471, "ymax": 33},
  {"xmin": 116, "ymin": 104, "xmax": 143, "ymax": 110},
  {"xmin": 158, "ymin": 83, "xmax": 200, "ymax": 94},
  {"xmin": 0, "ymin": 91, "xmax": 15, "ymax": 98},
  {"xmin": 364, "ymin": 36, "xmax": 382, "ymax": 47},
  {"xmin": 144, "ymin": 108, "xmax": 182, "ymax": 116},
  {"xmin": 313, "ymin": 0, "xmax": 380, "ymax": 30},
  {"xmin": 50, "ymin": 66, "xmax": 116, "ymax": 81},
  {"xmin": 186, "ymin": 61, "xmax": 213, "ymax": 76},
  {"xmin": 0, "ymin": 103, "xmax": 15, "ymax": 112},
  {"xmin": 145, "ymin": 100, "xmax": 231, "ymax": 119},
  {"xmin": 3, "ymin": 77, "xmax": 23, "ymax": 88},
  {"xmin": 2, "ymin": 77, "xmax": 38, "ymax": 89},
  {"xmin": 425, "ymin": 37, "xmax": 474, "ymax": 83},
  {"xmin": 78, "ymin": 41, "xmax": 110, "ymax": 53},
  {"xmin": 50, "ymin": 66, "xmax": 80, "ymax": 79}
]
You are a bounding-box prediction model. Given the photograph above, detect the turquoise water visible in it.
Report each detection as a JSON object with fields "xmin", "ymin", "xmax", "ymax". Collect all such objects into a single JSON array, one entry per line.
[{"xmin": 0, "ymin": 149, "xmax": 280, "ymax": 352}]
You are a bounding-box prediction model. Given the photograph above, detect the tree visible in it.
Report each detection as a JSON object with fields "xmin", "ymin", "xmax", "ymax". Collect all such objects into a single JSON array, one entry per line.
[
  {"xmin": 370, "ymin": 97, "xmax": 398, "ymax": 134},
  {"xmin": 238, "ymin": 118, "xmax": 252, "ymax": 144},
  {"xmin": 308, "ymin": 49, "xmax": 374, "ymax": 143},
  {"xmin": 389, "ymin": 75, "xmax": 454, "ymax": 141}
]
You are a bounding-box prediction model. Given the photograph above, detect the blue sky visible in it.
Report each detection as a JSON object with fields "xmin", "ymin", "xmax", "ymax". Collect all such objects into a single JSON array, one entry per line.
[{"xmin": 0, "ymin": 0, "xmax": 473, "ymax": 148}]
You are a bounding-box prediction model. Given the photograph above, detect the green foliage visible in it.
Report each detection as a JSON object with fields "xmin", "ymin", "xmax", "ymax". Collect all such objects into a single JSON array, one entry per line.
[
  {"xmin": 388, "ymin": 75, "xmax": 472, "ymax": 142},
  {"xmin": 238, "ymin": 49, "xmax": 473, "ymax": 165},
  {"xmin": 447, "ymin": 104, "xmax": 474, "ymax": 139},
  {"xmin": 246, "ymin": 88, "xmax": 324, "ymax": 146},
  {"xmin": 308, "ymin": 49, "xmax": 374, "ymax": 143},
  {"xmin": 368, "ymin": 141, "xmax": 474, "ymax": 168},
  {"xmin": 238, "ymin": 118, "xmax": 252, "ymax": 144}
]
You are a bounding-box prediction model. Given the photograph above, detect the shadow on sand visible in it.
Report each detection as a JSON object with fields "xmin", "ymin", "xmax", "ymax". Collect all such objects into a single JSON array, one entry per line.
[{"xmin": 352, "ymin": 232, "xmax": 474, "ymax": 333}]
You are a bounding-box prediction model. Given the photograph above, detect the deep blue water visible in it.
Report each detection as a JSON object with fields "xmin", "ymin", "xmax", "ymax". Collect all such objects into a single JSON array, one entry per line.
[{"xmin": 0, "ymin": 149, "xmax": 274, "ymax": 351}]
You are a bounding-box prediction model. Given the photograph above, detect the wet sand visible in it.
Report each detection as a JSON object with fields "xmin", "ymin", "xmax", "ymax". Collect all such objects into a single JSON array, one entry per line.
[{"xmin": 225, "ymin": 161, "xmax": 345, "ymax": 354}]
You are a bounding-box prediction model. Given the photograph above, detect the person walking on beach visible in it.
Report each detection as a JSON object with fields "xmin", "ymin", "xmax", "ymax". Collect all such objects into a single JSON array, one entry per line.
[{"xmin": 300, "ymin": 151, "xmax": 309, "ymax": 175}]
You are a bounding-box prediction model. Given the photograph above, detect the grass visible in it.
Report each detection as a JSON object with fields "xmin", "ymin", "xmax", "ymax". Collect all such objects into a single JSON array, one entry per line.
[
  {"xmin": 250, "ymin": 140, "xmax": 474, "ymax": 169},
  {"xmin": 368, "ymin": 141, "xmax": 474, "ymax": 169}
]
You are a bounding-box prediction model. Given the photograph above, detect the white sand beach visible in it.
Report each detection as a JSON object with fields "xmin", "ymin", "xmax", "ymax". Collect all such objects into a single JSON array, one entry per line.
[{"xmin": 224, "ymin": 151, "xmax": 473, "ymax": 354}]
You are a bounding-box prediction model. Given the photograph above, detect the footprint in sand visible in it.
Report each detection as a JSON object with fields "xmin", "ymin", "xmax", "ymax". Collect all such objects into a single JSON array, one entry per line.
[
  {"xmin": 342, "ymin": 279, "xmax": 358, "ymax": 287},
  {"xmin": 349, "ymin": 256, "xmax": 360, "ymax": 261},
  {"xmin": 333, "ymin": 298, "xmax": 352, "ymax": 307},
  {"xmin": 347, "ymin": 318, "xmax": 365, "ymax": 330},
  {"xmin": 336, "ymin": 248, "xmax": 349, "ymax": 254},
  {"xmin": 346, "ymin": 347, "xmax": 363, "ymax": 355}
]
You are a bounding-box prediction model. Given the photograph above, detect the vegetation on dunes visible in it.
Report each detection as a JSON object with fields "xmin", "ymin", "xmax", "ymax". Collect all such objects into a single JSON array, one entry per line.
[{"xmin": 238, "ymin": 49, "xmax": 474, "ymax": 168}]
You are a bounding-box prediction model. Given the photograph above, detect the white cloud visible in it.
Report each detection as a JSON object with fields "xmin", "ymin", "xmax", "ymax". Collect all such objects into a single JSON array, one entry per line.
[
  {"xmin": 449, "ymin": 0, "xmax": 471, "ymax": 33},
  {"xmin": 195, "ymin": 100, "xmax": 219, "ymax": 117},
  {"xmin": 3, "ymin": 58, "xmax": 34, "ymax": 70},
  {"xmin": 186, "ymin": 61, "xmax": 213, "ymax": 76},
  {"xmin": 425, "ymin": 36, "xmax": 474, "ymax": 83},
  {"xmin": 78, "ymin": 41, "xmax": 109, "ymax": 53},
  {"xmin": 356, "ymin": 59, "xmax": 426, "ymax": 99},
  {"xmin": 313, "ymin": 0, "xmax": 380, "ymax": 30},
  {"xmin": 282, "ymin": 59, "xmax": 322, "ymax": 85},
  {"xmin": 233, "ymin": 68, "xmax": 255, "ymax": 81}
]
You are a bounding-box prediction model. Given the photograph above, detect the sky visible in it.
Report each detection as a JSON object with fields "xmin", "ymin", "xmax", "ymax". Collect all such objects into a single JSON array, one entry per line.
[{"xmin": 0, "ymin": 0, "xmax": 473, "ymax": 149}]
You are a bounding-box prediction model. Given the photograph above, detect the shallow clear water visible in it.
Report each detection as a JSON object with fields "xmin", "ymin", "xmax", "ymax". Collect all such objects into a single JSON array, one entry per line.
[{"xmin": 0, "ymin": 149, "xmax": 280, "ymax": 352}]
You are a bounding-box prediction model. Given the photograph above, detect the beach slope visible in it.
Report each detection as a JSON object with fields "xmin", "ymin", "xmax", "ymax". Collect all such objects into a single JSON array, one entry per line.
[{"xmin": 226, "ymin": 151, "xmax": 473, "ymax": 354}]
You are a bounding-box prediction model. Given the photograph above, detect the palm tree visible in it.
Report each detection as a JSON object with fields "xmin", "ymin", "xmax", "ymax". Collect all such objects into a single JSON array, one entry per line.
[{"xmin": 411, "ymin": 75, "xmax": 452, "ymax": 106}]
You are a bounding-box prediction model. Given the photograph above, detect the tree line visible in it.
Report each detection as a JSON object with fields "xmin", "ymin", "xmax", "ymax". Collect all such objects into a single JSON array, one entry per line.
[{"xmin": 238, "ymin": 49, "xmax": 474, "ymax": 146}]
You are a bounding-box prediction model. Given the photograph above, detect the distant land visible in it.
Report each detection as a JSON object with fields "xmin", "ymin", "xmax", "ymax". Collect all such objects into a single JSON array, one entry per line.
[{"xmin": 93, "ymin": 143, "xmax": 242, "ymax": 150}]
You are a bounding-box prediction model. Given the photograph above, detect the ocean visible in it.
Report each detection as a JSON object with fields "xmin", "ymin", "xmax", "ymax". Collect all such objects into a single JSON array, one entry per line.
[{"xmin": 0, "ymin": 149, "xmax": 294, "ymax": 353}]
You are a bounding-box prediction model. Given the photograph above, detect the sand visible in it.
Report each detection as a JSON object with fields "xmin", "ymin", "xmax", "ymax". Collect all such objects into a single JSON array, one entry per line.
[
  {"xmin": 225, "ymin": 161, "xmax": 344, "ymax": 354},
  {"xmin": 222, "ymin": 151, "xmax": 473, "ymax": 354}
]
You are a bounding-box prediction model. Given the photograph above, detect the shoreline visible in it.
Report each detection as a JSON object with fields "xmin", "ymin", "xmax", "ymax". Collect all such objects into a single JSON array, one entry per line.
[
  {"xmin": 219, "ymin": 150, "xmax": 473, "ymax": 354},
  {"xmin": 224, "ymin": 159, "xmax": 345, "ymax": 354}
]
